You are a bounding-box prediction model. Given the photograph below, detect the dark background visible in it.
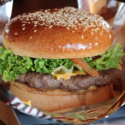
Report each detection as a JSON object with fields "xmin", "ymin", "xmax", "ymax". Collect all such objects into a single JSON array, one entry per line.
[
  {"xmin": 11, "ymin": 0, "xmax": 125, "ymax": 19},
  {"xmin": 11, "ymin": 0, "xmax": 78, "ymax": 18}
]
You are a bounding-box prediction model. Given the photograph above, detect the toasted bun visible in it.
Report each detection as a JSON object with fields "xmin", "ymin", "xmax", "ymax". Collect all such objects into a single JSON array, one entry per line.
[
  {"xmin": 2, "ymin": 7, "xmax": 113, "ymax": 59},
  {"xmin": 10, "ymin": 81, "xmax": 119, "ymax": 111}
]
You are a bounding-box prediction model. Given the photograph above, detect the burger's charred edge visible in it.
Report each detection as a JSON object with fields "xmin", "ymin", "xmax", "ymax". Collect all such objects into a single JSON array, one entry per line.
[{"xmin": 18, "ymin": 68, "xmax": 121, "ymax": 91}]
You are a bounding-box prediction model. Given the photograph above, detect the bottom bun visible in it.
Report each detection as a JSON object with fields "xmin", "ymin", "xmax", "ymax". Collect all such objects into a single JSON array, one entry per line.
[{"xmin": 10, "ymin": 81, "xmax": 120, "ymax": 111}]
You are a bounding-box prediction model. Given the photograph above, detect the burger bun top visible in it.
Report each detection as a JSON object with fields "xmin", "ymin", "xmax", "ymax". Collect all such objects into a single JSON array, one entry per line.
[{"xmin": 2, "ymin": 7, "xmax": 113, "ymax": 59}]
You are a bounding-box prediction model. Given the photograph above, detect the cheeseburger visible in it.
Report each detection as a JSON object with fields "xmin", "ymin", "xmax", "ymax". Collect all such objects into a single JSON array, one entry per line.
[{"xmin": 0, "ymin": 7, "xmax": 124, "ymax": 111}]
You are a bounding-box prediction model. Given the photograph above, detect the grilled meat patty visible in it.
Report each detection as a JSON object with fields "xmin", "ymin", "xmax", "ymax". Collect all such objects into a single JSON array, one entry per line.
[{"xmin": 18, "ymin": 69, "xmax": 121, "ymax": 90}]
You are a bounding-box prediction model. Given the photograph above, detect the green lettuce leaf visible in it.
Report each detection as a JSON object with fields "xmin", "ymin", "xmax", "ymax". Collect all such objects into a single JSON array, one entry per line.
[
  {"xmin": 0, "ymin": 43, "xmax": 124, "ymax": 82},
  {"xmin": 34, "ymin": 58, "xmax": 75, "ymax": 74},
  {"xmin": 51, "ymin": 64, "xmax": 83, "ymax": 74},
  {"xmin": 0, "ymin": 47, "xmax": 34, "ymax": 82},
  {"xmin": 84, "ymin": 43, "xmax": 125, "ymax": 70}
]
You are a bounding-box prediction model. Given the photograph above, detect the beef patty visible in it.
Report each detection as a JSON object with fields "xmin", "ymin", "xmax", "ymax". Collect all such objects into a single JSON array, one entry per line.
[{"xmin": 18, "ymin": 69, "xmax": 121, "ymax": 90}]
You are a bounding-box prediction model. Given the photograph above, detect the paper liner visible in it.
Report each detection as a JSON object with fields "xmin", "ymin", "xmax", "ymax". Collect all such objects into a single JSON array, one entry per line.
[
  {"xmin": 0, "ymin": 0, "xmax": 125, "ymax": 124},
  {"xmin": 0, "ymin": 0, "xmax": 11, "ymax": 6},
  {"xmin": 54, "ymin": 91, "xmax": 125, "ymax": 124},
  {"xmin": 0, "ymin": 84, "xmax": 67, "ymax": 124}
]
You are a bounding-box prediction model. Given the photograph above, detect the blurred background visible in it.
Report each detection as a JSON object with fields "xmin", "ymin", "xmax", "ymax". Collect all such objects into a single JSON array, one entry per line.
[{"xmin": 11, "ymin": 0, "xmax": 78, "ymax": 18}]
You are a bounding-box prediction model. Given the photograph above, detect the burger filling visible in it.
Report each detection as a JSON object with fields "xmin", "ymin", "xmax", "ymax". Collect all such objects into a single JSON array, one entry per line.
[
  {"xmin": 18, "ymin": 68, "xmax": 121, "ymax": 90},
  {"xmin": 0, "ymin": 43, "xmax": 124, "ymax": 90}
]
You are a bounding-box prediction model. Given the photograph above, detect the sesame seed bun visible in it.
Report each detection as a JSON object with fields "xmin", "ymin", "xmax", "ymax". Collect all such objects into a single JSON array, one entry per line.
[
  {"xmin": 2, "ymin": 7, "xmax": 113, "ymax": 59},
  {"xmin": 10, "ymin": 81, "xmax": 119, "ymax": 111}
]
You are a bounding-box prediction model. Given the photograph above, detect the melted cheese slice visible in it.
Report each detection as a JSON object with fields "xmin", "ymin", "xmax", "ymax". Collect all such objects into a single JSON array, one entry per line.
[
  {"xmin": 117, "ymin": 63, "xmax": 122, "ymax": 70},
  {"xmin": 53, "ymin": 71, "xmax": 86, "ymax": 80},
  {"xmin": 53, "ymin": 63, "xmax": 122, "ymax": 80},
  {"xmin": 22, "ymin": 100, "xmax": 31, "ymax": 106}
]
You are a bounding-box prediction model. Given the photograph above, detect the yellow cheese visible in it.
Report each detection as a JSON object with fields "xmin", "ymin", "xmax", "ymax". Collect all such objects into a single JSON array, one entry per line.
[
  {"xmin": 117, "ymin": 63, "xmax": 122, "ymax": 70},
  {"xmin": 53, "ymin": 63, "xmax": 122, "ymax": 80},
  {"xmin": 53, "ymin": 71, "xmax": 86, "ymax": 80},
  {"xmin": 22, "ymin": 100, "xmax": 31, "ymax": 106}
]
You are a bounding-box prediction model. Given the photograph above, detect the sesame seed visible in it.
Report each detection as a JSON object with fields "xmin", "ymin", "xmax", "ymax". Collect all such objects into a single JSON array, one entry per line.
[
  {"xmin": 97, "ymin": 28, "xmax": 100, "ymax": 30},
  {"xmin": 91, "ymin": 32, "xmax": 93, "ymax": 34},
  {"xmin": 67, "ymin": 27, "xmax": 69, "ymax": 30},
  {"xmin": 11, "ymin": 7, "xmax": 108, "ymax": 31},
  {"xmin": 29, "ymin": 36, "xmax": 32, "ymax": 39},
  {"xmin": 26, "ymin": 18, "xmax": 29, "ymax": 21},
  {"xmin": 95, "ymin": 43, "xmax": 98, "ymax": 45},
  {"xmin": 100, "ymin": 32, "xmax": 102, "ymax": 35},
  {"xmin": 49, "ymin": 25, "xmax": 52, "ymax": 28},
  {"xmin": 22, "ymin": 27, "xmax": 25, "ymax": 30},
  {"xmin": 109, "ymin": 34, "xmax": 111, "ymax": 38},
  {"xmin": 102, "ymin": 26, "xmax": 105, "ymax": 29},
  {"xmin": 22, "ymin": 24, "xmax": 25, "ymax": 26},
  {"xmin": 14, "ymin": 33, "xmax": 17, "ymax": 35},
  {"xmin": 22, "ymin": 21, "xmax": 26, "ymax": 23},
  {"xmin": 34, "ymin": 30, "xmax": 37, "ymax": 32},
  {"xmin": 81, "ymin": 35, "xmax": 84, "ymax": 39},
  {"xmin": 95, "ymin": 36, "xmax": 97, "ymax": 39}
]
